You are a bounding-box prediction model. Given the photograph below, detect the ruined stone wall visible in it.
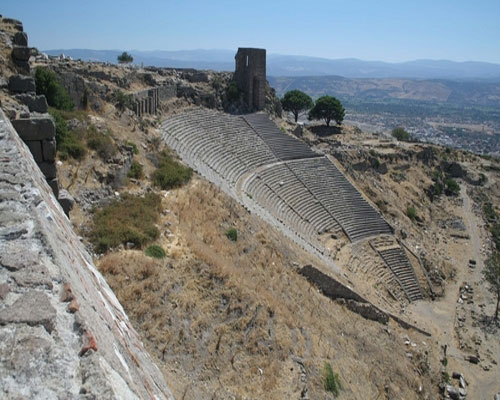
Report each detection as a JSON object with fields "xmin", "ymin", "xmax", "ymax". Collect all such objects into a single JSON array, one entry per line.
[
  {"xmin": 234, "ymin": 48, "xmax": 266, "ymax": 111},
  {"xmin": 0, "ymin": 109, "xmax": 174, "ymax": 399},
  {"xmin": 132, "ymin": 84, "xmax": 176, "ymax": 117}
]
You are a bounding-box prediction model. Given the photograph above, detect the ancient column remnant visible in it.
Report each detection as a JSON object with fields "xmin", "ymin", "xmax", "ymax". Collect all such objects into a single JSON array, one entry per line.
[{"xmin": 234, "ymin": 47, "xmax": 266, "ymax": 111}]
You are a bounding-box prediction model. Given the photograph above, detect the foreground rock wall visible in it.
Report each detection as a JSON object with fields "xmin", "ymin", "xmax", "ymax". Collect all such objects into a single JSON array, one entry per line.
[{"xmin": 0, "ymin": 108, "xmax": 174, "ymax": 399}]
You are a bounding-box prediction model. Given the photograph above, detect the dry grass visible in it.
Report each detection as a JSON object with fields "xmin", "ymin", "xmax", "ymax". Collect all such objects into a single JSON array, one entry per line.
[{"xmin": 98, "ymin": 178, "xmax": 440, "ymax": 399}]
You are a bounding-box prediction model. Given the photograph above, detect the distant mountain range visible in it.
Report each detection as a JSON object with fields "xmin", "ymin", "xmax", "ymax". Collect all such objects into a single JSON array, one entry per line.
[{"xmin": 43, "ymin": 49, "xmax": 500, "ymax": 80}]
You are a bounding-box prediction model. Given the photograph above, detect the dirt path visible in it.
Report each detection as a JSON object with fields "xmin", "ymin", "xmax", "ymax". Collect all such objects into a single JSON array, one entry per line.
[{"xmin": 407, "ymin": 186, "xmax": 499, "ymax": 398}]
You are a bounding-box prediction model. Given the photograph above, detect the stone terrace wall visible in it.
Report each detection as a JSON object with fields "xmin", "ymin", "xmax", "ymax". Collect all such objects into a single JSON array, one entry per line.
[
  {"xmin": 0, "ymin": 109, "xmax": 174, "ymax": 399},
  {"xmin": 132, "ymin": 84, "xmax": 177, "ymax": 117}
]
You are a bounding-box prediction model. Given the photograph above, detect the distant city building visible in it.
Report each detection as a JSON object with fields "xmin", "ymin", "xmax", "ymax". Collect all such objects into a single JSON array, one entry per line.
[{"xmin": 234, "ymin": 48, "xmax": 266, "ymax": 111}]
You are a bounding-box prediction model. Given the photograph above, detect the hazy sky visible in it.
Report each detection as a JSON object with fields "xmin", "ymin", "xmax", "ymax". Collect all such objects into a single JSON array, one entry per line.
[{"xmin": 3, "ymin": 0, "xmax": 500, "ymax": 63}]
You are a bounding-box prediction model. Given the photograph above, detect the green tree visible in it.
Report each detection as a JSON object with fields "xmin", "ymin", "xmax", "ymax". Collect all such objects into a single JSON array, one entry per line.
[
  {"xmin": 281, "ymin": 90, "xmax": 313, "ymax": 122},
  {"xmin": 391, "ymin": 126, "xmax": 411, "ymax": 141},
  {"xmin": 483, "ymin": 252, "xmax": 500, "ymax": 320},
  {"xmin": 117, "ymin": 51, "xmax": 133, "ymax": 64},
  {"xmin": 35, "ymin": 67, "xmax": 74, "ymax": 111},
  {"xmin": 308, "ymin": 95, "xmax": 345, "ymax": 127}
]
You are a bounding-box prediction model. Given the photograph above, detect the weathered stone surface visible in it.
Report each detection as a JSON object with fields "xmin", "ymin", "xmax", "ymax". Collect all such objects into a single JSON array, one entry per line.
[
  {"xmin": 345, "ymin": 299, "xmax": 390, "ymax": 324},
  {"xmin": 25, "ymin": 140, "xmax": 43, "ymax": 162},
  {"xmin": 12, "ymin": 264, "xmax": 53, "ymax": 289},
  {"xmin": 38, "ymin": 161, "xmax": 57, "ymax": 179},
  {"xmin": 0, "ymin": 284, "xmax": 9, "ymax": 300},
  {"xmin": 0, "ymin": 241, "xmax": 40, "ymax": 271},
  {"xmin": 13, "ymin": 59, "xmax": 30, "ymax": 73},
  {"xmin": 12, "ymin": 116, "xmax": 55, "ymax": 141},
  {"xmin": 42, "ymin": 139, "xmax": 56, "ymax": 161},
  {"xmin": 0, "ymin": 291, "xmax": 56, "ymax": 333},
  {"xmin": 8, "ymin": 74, "xmax": 35, "ymax": 93},
  {"xmin": 2, "ymin": 17, "xmax": 23, "ymax": 31},
  {"xmin": 0, "ymin": 108, "xmax": 174, "ymax": 399},
  {"xmin": 58, "ymin": 189, "xmax": 75, "ymax": 216},
  {"xmin": 47, "ymin": 177, "xmax": 59, "ymax": 198},
  {"xmin": 446, "ymin": 385, "xmax": 459, "ymax": 400},
  {"xmin": 12, "ymin": 46, "xmax": 31, "ymax": 61},
  {"xmin": 13, "ymin": 31, "xmax": 28, "ymax": 46},
  {"xmin": 14, "ymin": 93, "xmax": 48, "ymax": 113}
]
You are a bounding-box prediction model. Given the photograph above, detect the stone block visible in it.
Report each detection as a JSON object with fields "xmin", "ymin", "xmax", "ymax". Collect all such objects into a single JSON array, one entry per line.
[
  {"xmin": 8, "ymin": 75, "xmax": 35, "ymax": 93},
  {"xmin": 42, "ymin": 139, "xmax": 56, "ymax": 162},
  {"xmin": 25, "ymin": 140, "xmax": 43, "ymax": 162},
  {"xmin": 13, "ymin": 31, "xmax": 28, "ymax": 46},
  {"xmin": 58, "ymin": 189, "xmax": 75, "ymax": 216},
  {"xmin": 14, "ymin": 94, "xmax": 48, "ymax": 113},
  {"xmin": 39, "ymin": 161, "xmax": 57, "ymax": 179},
  {"xmin": 13, "ymin": 59, "xmax": 30, "ymax": 74},
  {"xmin": 2, "ymin": 17, "xmax": 23, "ymax": 31},
  {"xmin": 0, "ymin": 291, "xmax": 56, "ymax": 333},
  {"xmin": 47, "ymin": 178, "xmax": 59, "ymax": 198},
  {"xmin": 12, "ymin": 116, "xmax": 55, "ymax": 141},
  {"xmin": 12, "ymin": 46, "xmax": 31, "ymax": 61}
]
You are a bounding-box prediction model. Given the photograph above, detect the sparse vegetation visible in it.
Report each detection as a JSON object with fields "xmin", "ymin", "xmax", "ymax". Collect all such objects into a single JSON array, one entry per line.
[
  {"xmin": 323, "ymin": 362, "xmax": 342, "ymax": 397},
  {"xmin": 407, "ymin": 206, "xmax": 417, "ymax": 221},
  {"xmin": 117, "ymin": 51, "xmax": 134, "ymax": 64},
  {"xmin": 49, "ymin": 109, "xmax": 86, "ymax": 160},
  {"xmin": 90, "ymin": 193, "xmax": 162, "ymax": 253},
  {"xmin": 225, "ymin": 228, "xmax": 238, "ymax": 242},
  {"xmin": 427, "ymin": 168, "xmax": 461, "ymax": 201},
  {"xmin": 86, "ymin": 127, "xmax": 116, "ymax": 160},
  {"xmin": 145, "ymin": 245, "xmax": 167, "ymax": 259},
  {"xmin": 444, "ymin": 177, "xmax": 460, "ymax": 196},
  {"xmin": 308, "ymin": 95, "xmax": 345, "ymax": 127},
  {"xmin": 152, "ymin": 151, "xmax": 192, "ymax": 190},
  {"xmin": 127, "ymin": 160, "xmax": 143, "ymax": 179},
  {"xmin": 281, "ymin": 90, "xmax": 313, "ymax": 122},
  {"xmin": 125, "ymin": 140, "xmax": 139, "ymax": 155},
  {"xmin": 391, "ymin": 126, "xmax": 411, "ymax": 141},
  {"xmin": 483, "ymin": 253, "xmax": 500, "ymax": 320},
  {"xmin": 35, "ymin": 67, "xmax": 74, "ymax": 111},
  {"xmin": 114, "ymin": 90, "xmax": 134, "ymax": 111}
]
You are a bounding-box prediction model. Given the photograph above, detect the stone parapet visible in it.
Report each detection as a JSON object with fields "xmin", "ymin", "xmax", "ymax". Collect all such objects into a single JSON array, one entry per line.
[{"xmin": 0, "ymin": 108, "xmax": 175, "ymax": 399}]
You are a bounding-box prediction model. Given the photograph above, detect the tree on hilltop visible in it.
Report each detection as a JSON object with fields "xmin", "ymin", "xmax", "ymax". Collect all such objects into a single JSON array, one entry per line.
[
  {"xmin": 483, "ymin": 252, "xmax": 500, "ymax": 321},
  {"xmin": 308, "ymin": 95, "xmax": 345, "ymax": 127},
  {"xmin": 392, "ymin": 126, "xmax": 411, "ymax": 141},
  {"xmin": 117, "ymin": 51, "xmax": 133, "ymax": 64},
  {"xmin": 281, "ymin": 90, "xmax": 313, "ymax": 122}
]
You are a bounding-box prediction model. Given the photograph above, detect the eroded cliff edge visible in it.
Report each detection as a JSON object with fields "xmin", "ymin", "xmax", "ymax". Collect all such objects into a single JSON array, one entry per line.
[{"xmin": 0, "ymin": 108, "xmax": 174, "ymax": 399}]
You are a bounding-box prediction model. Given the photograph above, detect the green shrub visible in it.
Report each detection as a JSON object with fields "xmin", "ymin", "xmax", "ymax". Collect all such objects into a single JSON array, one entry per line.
[
  {"xmin": 125, "ymin": 140, "xmax": 139, "ymax": 155},
  {"xmin": 226, "ymin": 81, "xmax": 241, "ymax": 101},
  {"xmin": 491, "ymin": 223, "xmax": 500, "ymax": 252},
  {"xmin": 483, "ymin": 202, "xmax": 497, "ymax": 221},
  {"xmin": 49, "ymin": 110, "xmax": 86, "ymax": 159},
  {"xmin": 90, "ymin": 193, "xmax": 162, "ymax": 253},
  {"xmin": 145, "ymin": 245, "xmax": 166, "ymax": 259},
  {"xmin": 323, "ymin": 363, "xmax": 342, "ymax": 397},
  {"xmin": 35, "ymin": 67, "xmax": 74, "ymax": 111},
  {"xmin": 407, "ymin": 206, "xmax": 417, "ymax": 221},
  {"xmin": 391, "ymin": 126, "xmax": 411, "ymax": 141},
  {"xmin": 444, "ymin": 178, "xmax": 460, "ymax": 196},
  {"xmin": 225, "ymin": 228, "xmax": 238, "ymax": 242},
  {"xmin": 152, "ymin": 151, "xmax": 192, "ymax": 190},
  {"xmin": 127, "ymin": 160, "xmax": 143, "ymax": 179},
  {"xmin": 87, "ymin": 127, "xmax": 116, "ymax": 160},
  {"xmin": 114, "ymin": 90, "xmax": 134, "ymax": 111}
]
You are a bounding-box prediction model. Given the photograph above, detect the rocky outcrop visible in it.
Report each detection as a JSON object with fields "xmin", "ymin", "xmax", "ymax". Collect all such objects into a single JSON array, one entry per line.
[{"xmin": 0, "ymin": 109, "xmax": 174, "ymax": 399}]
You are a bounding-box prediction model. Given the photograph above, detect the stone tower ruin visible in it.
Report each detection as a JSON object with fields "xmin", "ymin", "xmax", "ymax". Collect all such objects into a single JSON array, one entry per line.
[{"xmin": 234, "ymin": 48, "xmax": 266, "ymax": 111}]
